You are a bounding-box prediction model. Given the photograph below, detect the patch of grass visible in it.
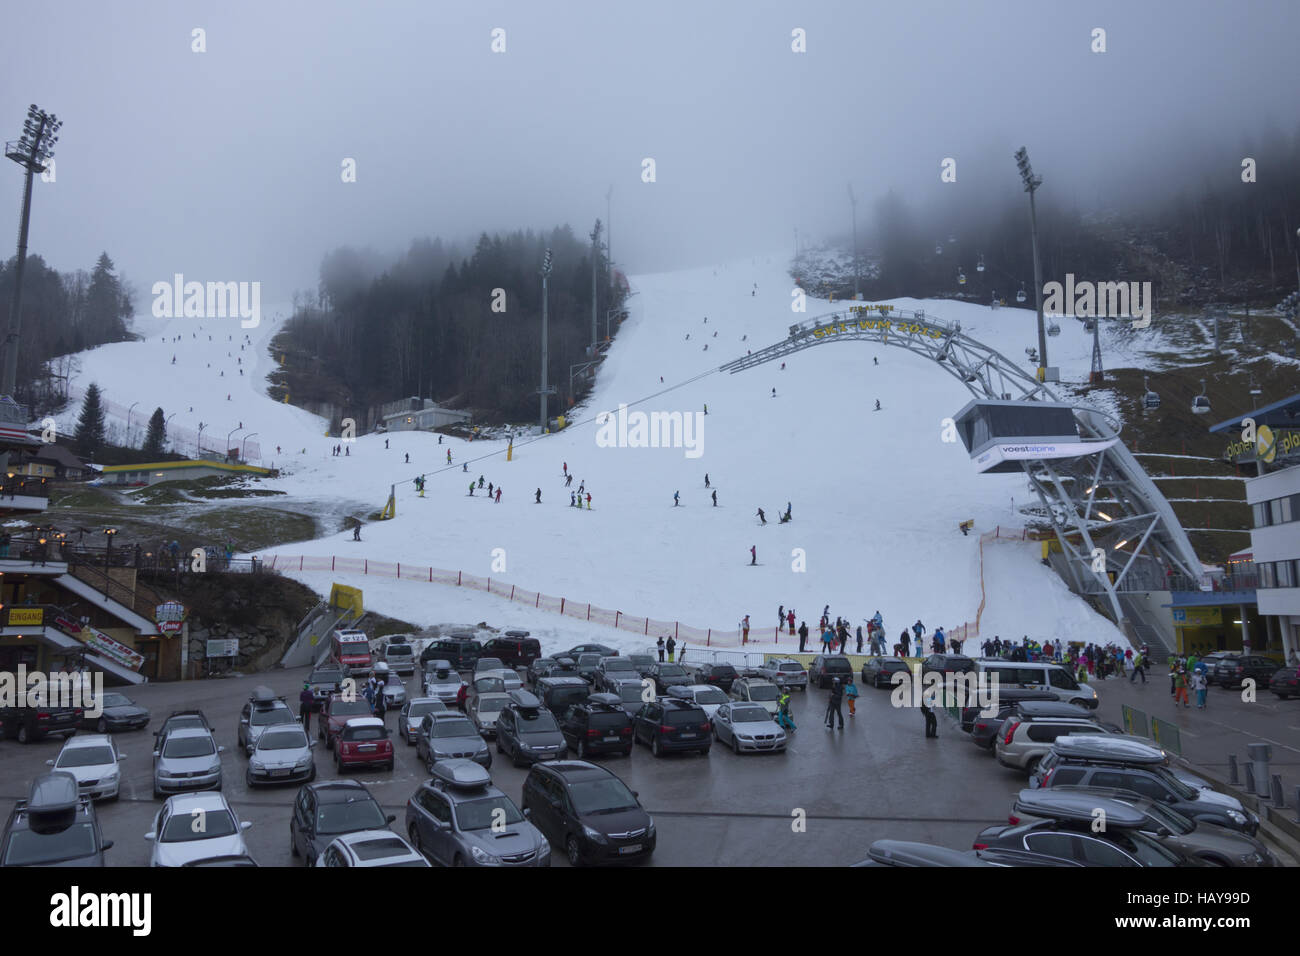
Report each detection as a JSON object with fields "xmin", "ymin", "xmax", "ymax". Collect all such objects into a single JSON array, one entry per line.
[
  {"xmin": 189, "ymin": 487, "xmax": 285, "ymax": 499},
  {"xmin": 127, "ymin": 486, "xmax": 191, "ymax": 505},
  {"xmin": 183, "ymin": 506, "xmax": 317, "ymax": 550}
]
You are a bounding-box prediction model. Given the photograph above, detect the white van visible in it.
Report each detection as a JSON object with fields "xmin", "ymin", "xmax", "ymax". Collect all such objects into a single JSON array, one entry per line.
[{"xmin": 974, "ymin": 659, "xmax": 1098, "ymax": 710}]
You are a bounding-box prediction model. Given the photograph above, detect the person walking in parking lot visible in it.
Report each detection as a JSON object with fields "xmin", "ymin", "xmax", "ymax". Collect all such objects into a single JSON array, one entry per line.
[
  {"xmin": 299, "ymin": 683, "xmax": 314, "ymax": 732},
  {"xmin": 657, "ymin": 636, "xmax": 666, "ymax": 661},
  {"xmin": 1192, "ymin": 667, "xmax": 1208, "ymax": 708},
  {"xmin": 373, "ymin": 683, "xmax": 388, "ymax": 723},
  {"xmin": 845, "ymin": 675, "xmax": 859, "ymax": 717},
  {"xmin": 1174, "ymin": 666, "xmax": 1191, "ymax": 708},
  {"xmin": 1130, "ymin": 650, "xmax": 1146, "ymax": 683},
  {"xmin": 921, "ymin": 700, "xmax": 938, "ymax": 738},
  {"xmin": 826, "ymin": 678, "xmax": 845, "ymax": 729}
]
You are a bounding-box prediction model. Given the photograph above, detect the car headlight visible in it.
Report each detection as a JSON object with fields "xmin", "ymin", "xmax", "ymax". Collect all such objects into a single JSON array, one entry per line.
[
  {"xmin": 1227, "ymin": 810, "xmax": 1246, "ymax": 824},
  {"xmin": 538, "ymin": 841, "xmax": 551, "ymax": 857},
  {"xmin": 581, "ymin": 825, "xmax": 608, "ymax": 844},
  {"xmin": 102, "ymin": 770, "xmax": 119, "ymax": 782},
  {"xmin": 647, "ymin": 819, "xmax": 655, "ymax": 837},
  {"xmin": 249, "ymin": 760, "xmax": 265, "ymax": 771},
  {"xmin": 294, "ymin": 756, "xmax": 312, "ymax": 769},
  {"xmin": 470, "ymin": 845, "xmax": 500, "ymax": 865}
]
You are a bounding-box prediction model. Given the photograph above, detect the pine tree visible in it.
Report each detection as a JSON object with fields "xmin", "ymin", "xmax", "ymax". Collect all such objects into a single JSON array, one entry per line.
[
  {"xmin": 142, "ymin": 407, "xmax": 167, "ymax": 458},
  {"xmin": 74, "ymin": 382, "xmax": 107, "ymax": 458}
]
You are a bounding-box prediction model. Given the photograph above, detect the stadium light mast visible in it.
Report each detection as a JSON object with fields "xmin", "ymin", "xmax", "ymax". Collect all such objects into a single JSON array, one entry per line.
[
  {"xmin": 847, "ymin": 183, "xmax": 860, "ymax": 300},
  {"xmin": 605, "ymin": 185, "xmax": 613, "ymax": 289},
  {"xmin": 1015, "ymin": 146, "xmax": 1047, "ymax": 381},
  {"xmin": 537, "ymin": 248, "xmax": 556, "ymax": 429},
  {"xmin": 3, "ymin": 104, "xmax": 62, "ymax": 398},
  {"xmin": 590, "ymin": 219, "xmax": 602, "ymax": 353}
]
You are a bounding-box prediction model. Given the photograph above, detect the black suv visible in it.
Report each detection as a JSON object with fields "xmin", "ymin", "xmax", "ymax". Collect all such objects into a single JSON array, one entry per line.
[
  {"xmin": 632, "ymin": 698, "xmax": 711, "ymax": 757},
  {"xmin": 861, "ymin": 656, "xmax": 912, "ymax": 689},
  {"xmin": 420, "ymin": 637, "xmax": 482, "ymax": 671},
  {"xmin": 305, "ymin": 666, "xmax": 346, "ymax": 709},
  {"xmin": 1, "ymin": 771, "xmax": 113, "ymax": 866},
  {"xmin": 481, "ymin": 632, "xmax": 541, "ymax": 667},
  {"xmin": 574, "ymin": 653, "xmax": 603, "ymax": 685},
  {"xmin": 646, "ymin": 662, "xmax": 690, "ymax": 695},
  {"xmin": 808, "ymin": 655, "xmax": 855, "ymax": 689},
  {"xmin": 559, "ymin": 695, "xmax": 634, "ymax": 758},
  {"xmin": 495, "ymin": 690, "xmax": 568, "ymax": 766},
  {"xmin": 691, "ymin": 662, "xmax": 738, "ymax": 692},
  {"xmin": 534, "ymin": 676, "xmax": 592, "ymax": 717},
  {"xmin": 921, "ymin": 654, "xmax": 976, "ymax": 675},
  {"xmin": 289, "ymin": 780, "xmax": 395, "ymax": 866},
  {"xmin": 521, "ymin": 760, "xmax": 655, "ymax": 866},
  {"xmin": 0, "ymin": 702, "xmax": 82, "ymax": 744},
  {"xmin": 1213, "ymin": 655, "xmax": 1276, "ymax": 689}
]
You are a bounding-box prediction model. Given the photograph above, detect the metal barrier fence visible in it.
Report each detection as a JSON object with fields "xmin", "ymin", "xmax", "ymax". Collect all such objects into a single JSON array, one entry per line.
[
  {"xmin": 1120, "ymin": 704, "xmax": 1150, "ymax": 738},
  {"xmin": 1151, "ymin": 717, "xmax": 1183, "ymax": 755}
]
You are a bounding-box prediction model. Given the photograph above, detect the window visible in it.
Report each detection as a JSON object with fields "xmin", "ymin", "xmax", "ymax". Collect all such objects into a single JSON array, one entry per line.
[
  {"xmin": 1023, "ymin": 831, "xmax": 1077, "ymax": 860},
  {"xmin": 1253, "ymin": 502, "xmax": 1269, "ymax": 528},
  {"xmin": 1048, "ymin": 669, "xmax": 1078, "ymax": 689},
  {"xmin": 425, "ymin": 792, "xmax": 451, "ymax": 824},
  {"xmin": 1278, "ymin": 561, "xmax": 1296, "ymax": 589},
  {"xmin": 1260, "ymin": 563, "xmax": 1276, "ymax": 589},
  {"xmin": 1076, "ymin": 835, "xmax": 1137, "ymax": 866},
  {"xmin": 1051, "ymin": 769, "xmax": 1086, "ymax": 786}
]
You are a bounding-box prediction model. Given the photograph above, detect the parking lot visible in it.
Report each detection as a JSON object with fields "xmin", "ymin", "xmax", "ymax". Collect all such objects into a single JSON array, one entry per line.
[{"xmin": 1, "ymin": 664, "xmax": 1043, "ymax": 866}]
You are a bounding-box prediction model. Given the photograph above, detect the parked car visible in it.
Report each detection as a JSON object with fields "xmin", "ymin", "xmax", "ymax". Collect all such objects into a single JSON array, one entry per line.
[
  {"xmin": 1031, "ymin": 735, "xmax": 1212, "ymax": 792},
  {"xmin": 690, "ymin": 662, "xmax": 739, "ymax": 692},
  {"xmin": 994, "ymin": 701, "xmax": 1107, "ymax": 773},
  {"xmin": 305, "ymin": 667, "xmax": 347, "ymax": 710},
  {"xmin": 480, "ymin": 631, "xmax": 542, "ymax": 668},
  {"xmin": 420, "ymin": 636, "xmax": 482, "ymax": 672},
  {"xmin": 646, "ymin": 662, "xmax": 691, "ymax": 696},
  {"xmin": 632, "ymin": 698, "xmax": 711, "ymax": 757},
  {"xmin": 289, "ymin": 780, "xmax": 395, "ymax": 866},
  {"xmin": 480, "ymin": 668, "xmax": 523, "ymax": 692},
  {"xmin": 1213, "ymin": 655, "xmax": 1277, "ymax": 689},
  {"xmin": 595, "ymin": 656, "xmax": 640, "ymax": 691},
  {"xmin": 317, "ymin": 830, "xmax": 428, "ymax": 867},
  {"xmin": 534, "ymin": 675, "xmax": 593, "ymax": 717},
  {"xmin": 604, "ymin": 677, "xmax": 652, "ymax": 717},
  {"xmin": 521, "ymin": 760, "xmax": 654, "ymax": 865},
  {"xmin": 180, "ymin": 853, "xmax": 259, "ymax": 866},
  {"xmin": 416, "ymin": 712, "xmax": 492, "ymax": 770},
  {"xmin": 562, "ymin": 643, "xmax": 618, "ymax": 659},
  {"xmin": 1030, "ymin": 736, "xmax": 1258, "ymax": 834},
  {"xmin": 711, "ymin": 702, "xmax": 787, "ymax": 754},
  {"xmin": 860, "ymin": 656, "xmax": 912, "ymax": 689},
  {"xmin": 153, "ymin": 726, "xmax": 224, "ymax": 798},
  {"xmin": 496, "ymin": 690, "xmax": 568, "ymax": 766},
  {"xmin": 559, "ymin": 695, "xmax": 634, "ymax": 758},
  {"xmin": 527, "ymin": 657, "xmax": 560, "ymax": 686},
  {"xmin": 921, "ymin": 654, "xmax": 976, "ymax": 676},
  {"xmin": 728, "ymin": 677, "xmax": 780, "ymax": 715},
  {"xmin": 406, "ymin": 759, "xmax": 549, "ymax": 866},
  {"xmin": 398, "ymin": 698, "xmax": 448, "ymax": 745},
  {"xmin": 45, "ymin": 733, "xmax": 125, "ymax": 801},
  {"xmin": 383, "ymin": 642, "xmax": 416, "ymax": 675},
  {"xmin": 1270, "ymin": 666, "xmax": 1299, "ymax": 699},
  {"xmin": 465, "ymin": 675, "xmax": 507, "ymax": 714},
  {"xmin": 473, "ymin": 657, "xmax": 508, "ymax": 678},
  {"xmin": 80, "ymin": 692, "xmax": 149, "ymax": 734},
  {"xmin": 626, "ymin": 654, "xmax": 657, "ymax": 678},
  {"xmin": 246, "ymin": 722, "xmax": 315, "ymax": 786},
  {"xmin": 237, "ymin": 687, "xmax": 296, "ymax": 755},
  {"xmin": 1, "ymin": 702, "xmax": 81, "ymax": 744},
  {"xmin": 153, "ymin": 710, "xmax": 213, "ymax": 746},
  {"xmin": 808, "ymin": 655, "xmax": 855, "ymax": 689},
  {"xmin": 318, "ymin": 695, "xmax": 375, "ymax": 750},
  {"xmin": 974, "ymin": 660, "xmax": 1098, "ymax": 709},
  {"xmin": 380, "ymin": 676, "xmax": 406, "ymax": 709},
  {"xmin": 422, "ymin": 660, "xmax": 468, "ymax": 706},
  {"xmin": 664, "ymin": 684, "xmax": 729, "ymax": 720},
  {"xmin": 756, "ymin": 657, "xmax": 808, "ymax": 691},
  {"xmin": 1, "ymin": 772, "xmax": 113, "ymax": 866},
  {"xmin": 335, "ymin": 717, "xmax": 394, "ymax": 772},
  {"xmin": 469, "ymin": 692, "xmax": 510, "ymax": 738},
  {"xmin": 574, "ymin": 653, "xmax": 604, "ymax": 684},
  {"xmin": 146, "ymin": 792, "xmax": 252, "ymax": 866},
  {"xmin": 855, "ymin": 840, "xmax": 1081, "ymax": 868},
  {"xmin": 961, "ymin": 687, "xmax": 1058, "ymax": 735},
  {"xmin": 973, "ymin": 789, "xmax": 1183, "ymax": 866}
]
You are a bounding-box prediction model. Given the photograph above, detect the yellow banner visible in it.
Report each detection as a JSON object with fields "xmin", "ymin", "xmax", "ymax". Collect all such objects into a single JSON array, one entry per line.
[{"xmin": 8, "ymin": 607, "xmax": 44, "ymax": 627}]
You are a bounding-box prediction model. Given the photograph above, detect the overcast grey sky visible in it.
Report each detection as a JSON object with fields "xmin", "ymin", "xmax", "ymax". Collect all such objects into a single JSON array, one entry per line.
[{"xmin": 2, "ymin": 0, "xmax": 1297, "ymax": 304}]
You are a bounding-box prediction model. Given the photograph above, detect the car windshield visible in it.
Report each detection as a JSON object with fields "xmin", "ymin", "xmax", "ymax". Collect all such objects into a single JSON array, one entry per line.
[
  {"xmin": 618, "ymin": 685, "xmax": 645, "ymax": 703},
  {"xmin": 164, "ymin": 717, "xmax": 205, "ymax": 733},
  {"xmin": 251, "ymin": 707, "xmax": 292, "ymax": 726},
  {"xmin": 317, "ymin": 799, "xmax": 387, "ymax": 835},
  {"xmin": 343, "ymin": 726, "xmax": 386, "ymax": 742},
  {"xmin": 433, "ymin": 719, "xmax": 477, "ymax": 738},
  {"xmin": 603, "ymin": 659, "xmax": 635, "ymax": 671},
  {"xmin": 475, "ymin": 696, "xmax": 507, "ymax": 715},
  {"xmin": 311, "ymin": 670, "xmax": 343, "ymax": 684},
  {"xmin": 746, "ymin": 684, "xmax": 778, "ymax": 700},
  {"xmin": 658, "ymin": 665, "xmax": 686, "ymax": 678},
  {"xmin": 578, "ymin": 655, "xmax": 601, "ymax": 667},
  {"xmin": 57, "ymin": 746, "xmax": 115, "ymax": 768},
  {"xmin": 331, "ymin": 700, "xmax": 371, "ymax": 717},
  {"xmin": 161, "ymin": 809, "xmax": 237, "ymax": 842},
  {"xmin": 1154, "ymin": 768, "xmax": 1199, "ymax": 801},
  {"xmin": 732, "ymin": 706, "xmax": 770, "ymax": 722},
  {"xmin": 695, "ymin": 688, "xmax": 728, "ymax": 704},
  {"xmin": 386, "ymin": 646, "xmax": 412, "ymax": 656},
  {"xmin": 712, "ymin": 665, "xmax": 737, "ymax": 676},
  {"xmin": 1142, "ymin": 800, "xmax": 1194, "ymax": 835},
  {"xmin": 163, "ymin": 735, "xmax": 215, "ymax": 758},
  {"xmin": 476, "ymin": 659, "xmax": 505, "ymax": 672},
  {"xmin": 258, "ymin": 731, "xmax": 307, "ymax": 751},
  {"xmin": 430, "ymin": 670, "xmax": 453, "ymax": 681},
  {"xmin": 778, "ymin": 663, "xmax": 803, "ymax": 673},
  {"xmin": 569, "ymin": 778, "xmax": 639, "ymax": 814},
  {"xmin": 408, "ymin": 702, "xmax": 443, "ymax": 718},
  {"xmin": 3, "ymin": 823, "xmax": 98, "ymax": 865},
  {"xmin": 629, "ymin": 656, "xmax": 653, "ymax": 667},
  {"xmin": 100, "ymin": 693, "xmax": 132, "ymax": 708},
  {"xmin": 455, "ymin": 795, "xmax": 525, "ymax": 831},
  {"xmin": 518, "ymin": 711, "xmax": 559, "ymax": 734}
]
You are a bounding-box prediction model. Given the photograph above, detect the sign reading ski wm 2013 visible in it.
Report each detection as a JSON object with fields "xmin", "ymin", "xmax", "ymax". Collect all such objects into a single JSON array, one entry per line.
[{"xmin": 810, "ymin": 305, "xmax": 944, "ymax": 340}]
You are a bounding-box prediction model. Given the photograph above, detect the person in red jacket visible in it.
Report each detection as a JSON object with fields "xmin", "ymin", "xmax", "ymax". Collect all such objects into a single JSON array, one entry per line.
[
  {"xmin": 495, "ymin": 488, "xmax": 502, "ymax": 503},
  {"xmin": 787, "ymin": 610, "xmax": 795, "ymax": 635}
]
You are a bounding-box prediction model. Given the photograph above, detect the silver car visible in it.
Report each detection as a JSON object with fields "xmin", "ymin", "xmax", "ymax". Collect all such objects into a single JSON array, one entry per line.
[
  {"xmin": 405, "ymin": 759, "xmax": 550, "ymax": 867},
  {"xmin": 237, "ymin": 689, "xmax": 296, "ymax": 755},
  {"xmin": 381, "ymin": 678, "xmax": 407, "ymax": 709},
  {"xmin": 473, "ymin": 657, "xmax": 508, "ymax": 678},
  {"xmin": 416, "ymin": 713, "xmax": 492, "ymax": 770},
  {"xmin": 729, "ymin": 678, "xmax": 780, "ymax": 716},
  {"xmin": 317, "ymin": 830, "xmax": 428, "ymax": 867},
  {"xmin": 398, "ymin": 698, "xmax": 448, "ymax": 745},
  {"xmin": 46, "ymin": 733, "xmax": 126, "ymax": 801},
  {"xmin": 469, "ymin": 692, "xmax": 509, "ymax": 738},
  {"xmin": 247, "ymin": 724, "xmax": 316, "ymax": 786},
  {"xmin": 665, "ymin": 684, "xmax": 729, "ymax": 720},
  {"xmin": 482, "ymin": 668, "xmax": 523, "ymax": 692},
  {"xmin": 711, "ymin": 702, "xmax": 788, "ymax": 754},
  {"xmin": 756, "ymin": 658, "xmax": 809, "ymax": 691},
  {"xmin": 382, "ymin": 643, "xmax": 417, "ymax": 676},
  {"xmin": 153, "ymin": 727, "xmax": 224, "ymax": 798},
  {"xmin": 423, "ymin": 661, "xmax": 466, "ymax": 705},
  {"xmin": 146, "ymin": 792, "xmax": 251, "ymax": 866}
]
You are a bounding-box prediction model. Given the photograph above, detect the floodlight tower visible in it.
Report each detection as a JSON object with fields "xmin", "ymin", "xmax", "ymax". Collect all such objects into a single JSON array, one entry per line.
[
  {"xmin": 1014, "ymin": 147, "xmax": 1047, "ymax": 382},
  {"xmin": 847, "ymin": 183, "xmax": 860, "ymax": 300},
  {"xmin": 538, "ymin": 248, "xmax": 556, "ymax": 429},
  {"xmin": 4, "ymin": 105, "xmax": 62, "ymax": 398}
]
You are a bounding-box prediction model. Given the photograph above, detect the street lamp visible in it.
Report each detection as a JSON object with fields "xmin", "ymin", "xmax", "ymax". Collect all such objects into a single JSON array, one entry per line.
[
  {"xmin": 241, "ymin": 432, "xmax": 258, "ymax": 461},
  {"xmin": 103, "ymin": 528, "xmax": 117, "ymax": 567},
  {"xmin": 3, "ymin": 105, "xmax": 62, "ymax": 398},
  {"xmin": 605, "ymin": 185, "xmax": 613, "ymax": 289},
  {"xmin": 226, "ymin": 425, "xmax": 244, "ymax": 460},
  {"xmin": 847, "ymin": 183, "xmax": 860, "ymax": 300},
  {"xmin": 1014, "ymin": 146, "xmax": 1047, "ymax": 381},
  {"xmin": 165, "ymin": 412, "xmax": 178, "ymax": 455},
  {"xmin": 537, "ymin": 249, "xmax": 556, "ymax": 429},
  {"xmin": 196, "ymin": 422, "xmax": 206, "ymax": 459},
  {"xmin": 127, "ymin": 402, "xmax": 139, "ymax": 447}
]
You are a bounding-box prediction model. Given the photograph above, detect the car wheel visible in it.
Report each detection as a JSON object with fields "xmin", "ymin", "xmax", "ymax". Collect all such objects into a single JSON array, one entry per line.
[
  {"xmin": 452, "ymin": 854, "xmax": 465, "ymax": 867},
  {"xmin": 623, "ymin": 748, "xmax": 632, "ymax": 757},
  {"xmin": 336, "ymin": 754, "xmax": 343, "ymax": 772},
  {"xmin": 106, "ymin": 791, "xmax": 120, "ymax": 803},
  {"xmin": 576, "ymin": 739, "xmax": 586, "ymax": 759},
  {"xmin": 97, "ymin": 717, "xmax": 109, "ymax": 733},
  {"xmin": 565, "ymin": 836, "xmax": 583, "ymax": 867},
  {"xmin": 385, "ymin": 761, "xmax": 394, "ymax": 771},
  {"xmin": 732, "ymin": 734, "xmax": 740, "ymax": 755},
  {"xmin": 246, "ymin": 774, "xmax": 256, "ymax": 789},
  {"xmin": 426, "ymin": 755, "xmax": 436, "ymax": 774},
  {"xmin": 308, "ymin": 765, "xmax": 317, "ymax": 782},
  {"xmin": 16, "ymin": 724, "xmax": 29, "ymax": 744},
  {"xmin": 496, "ymin": 738, "xmax": 503, "ymax": 753},
  {"xmin": 1025, "ymin": 757, "xmax": 1041, "ymax": 775},
  {"xmin": 408, "ymin": 825, "xmax": 423, "ymax": 856},
  {"xmin": 652, "ymin": 735, "xmax": 662, "ymax": 758}
]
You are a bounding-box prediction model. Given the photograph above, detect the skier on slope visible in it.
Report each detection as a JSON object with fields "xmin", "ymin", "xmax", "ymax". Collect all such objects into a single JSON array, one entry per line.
[
  {"xmin": 749, "ymin": 545, "xmax": 756, "ymax": 566},
  {"xmin": 704, "ymin": 474, "xmax": 710, "ymax": 488},
  {"xmin": 535, "ymin": 488, "xmax": 541, "ymax": 503},
  {"xmin": 469, "ymin": 482, "xmax": 475, "ymax": 496},
  {"xmin": 711, "ymin": 490, "xmax": 717, "ymax": 507},
  {"xmin": 673, "ymin": 491, "xmax": 680, "ymax": 507},
  {"xmin": 756, "ymin": 508, "xmax": 766, "ymax": 525}
]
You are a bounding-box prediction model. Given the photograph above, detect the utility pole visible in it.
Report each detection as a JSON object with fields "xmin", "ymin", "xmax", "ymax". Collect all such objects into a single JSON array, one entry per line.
[
  {"xmin": 847, "ymin": 184, "xmax": 860, "ymax": 300},
  {"xmin": 3, "ymin": 105, "xmax": 62, "ymax": 397},
  {"xmin": 590, "ymin": 219, "xmax": 602, "ymax": 351},
  {"xmin": 538, "ymin": 249, "xmax": 555, "ymax": 429},
  {"xmin": 1015, "ymin": 147, "xmax": 1047, "ymax": 381},
  {"xmin": 605, "ymin": 185, "xmax": 613, "ymax": 290}
]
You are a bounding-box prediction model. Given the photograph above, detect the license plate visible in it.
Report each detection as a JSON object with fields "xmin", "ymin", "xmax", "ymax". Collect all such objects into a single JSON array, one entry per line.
[
  {"xmin": 359, "ymin": 745, "xmax": 376, "ymax": 752},
  {"xmin": 271, "ymin": 769, "xmax": 290, "ymax": 776},
  {"xmin": 603, "ymin": 736, "xmax": 619, "ymax": 742},
  {"xmin": 619, "ymin": 844, "xmax": 642, "ymax": 855},
  {"xmin": 679, "ymin": 732, "xmax": 696, "ymax": 739}
]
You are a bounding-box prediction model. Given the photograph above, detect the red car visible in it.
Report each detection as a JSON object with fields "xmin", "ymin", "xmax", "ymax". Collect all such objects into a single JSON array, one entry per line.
[
  {"xmin": 319, "ymin": 695, "xmax": 374, "ymax": 750},
  {"xmin": 335, "ymin": 717, "xmax": 394, "ymax": 772}
]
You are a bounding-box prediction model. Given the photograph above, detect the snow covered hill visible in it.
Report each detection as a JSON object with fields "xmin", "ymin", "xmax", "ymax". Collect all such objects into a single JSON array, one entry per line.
[{"xmin": 58, "ymin": 256, "xmax": 1132, "ymax": 655}]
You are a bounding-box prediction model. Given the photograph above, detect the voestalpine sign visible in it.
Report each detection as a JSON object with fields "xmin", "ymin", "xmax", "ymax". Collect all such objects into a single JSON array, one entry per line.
[{"xmin": 974, "ymin": 438, "xmax": 1120, "ymax": 473}]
